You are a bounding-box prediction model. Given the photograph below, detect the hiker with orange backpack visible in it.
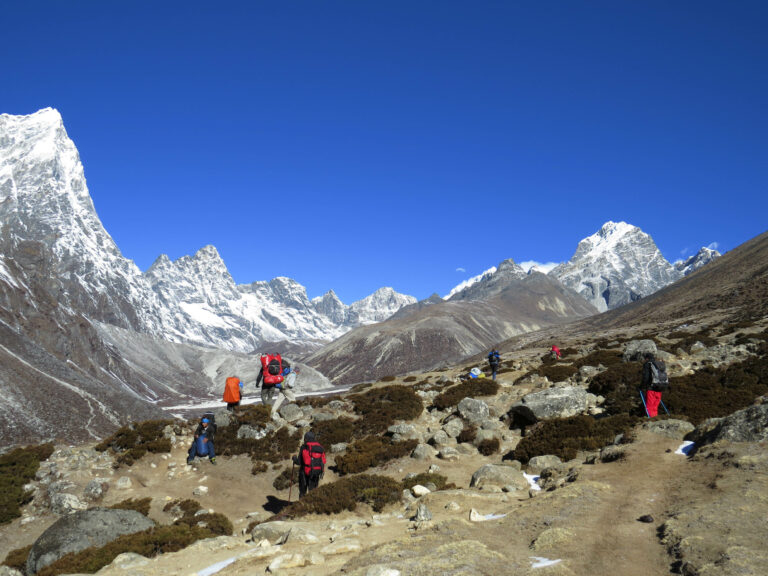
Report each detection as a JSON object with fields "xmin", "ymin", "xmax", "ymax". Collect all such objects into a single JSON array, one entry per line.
[
  {"xmin": 223, "ymin": 376, "xmax": 244, "ymax": 411},
  {"xmin": 292, "ymin": 430, "xmax": 326, "ymax": 498},
  {"xmin": 256, "ymin": 353, "xmax": 284, "ymax": 407}
]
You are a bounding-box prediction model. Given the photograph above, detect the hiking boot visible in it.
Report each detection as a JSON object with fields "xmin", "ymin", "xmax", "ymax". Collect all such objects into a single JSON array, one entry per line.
[
  {"xmin": 186, "ymin": 458, "xmax": 194, "ymax": 465},
  {"xmin": 209, "ymin": 457, "xmax": 217, "ymax": 465}
]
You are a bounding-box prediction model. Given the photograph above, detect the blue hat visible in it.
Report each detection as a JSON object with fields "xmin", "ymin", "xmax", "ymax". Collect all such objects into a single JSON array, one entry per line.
[{"xmin": 202, "ymin": 418, "xmax": 210, "ymax": 423}]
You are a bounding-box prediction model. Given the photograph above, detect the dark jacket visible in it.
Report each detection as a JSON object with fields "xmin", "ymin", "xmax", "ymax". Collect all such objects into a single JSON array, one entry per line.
[
  {"xmin": 642, "ymin": 358, "xmax": 667, "ymax": 391},
  {"xmin": 488, "ymin": 350, "xmax": 500, "ymax": 367}
]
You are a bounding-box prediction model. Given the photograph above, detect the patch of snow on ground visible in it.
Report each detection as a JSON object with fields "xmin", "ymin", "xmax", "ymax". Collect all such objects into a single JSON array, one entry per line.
[
  {"xmin": 675, "ymin": 441, "xmax": 695, "ymax": 455},
  {"xmin": 524, "ymin": 472, "xmax": 541, "ymax": 491},
  {"xmin": 530, "ymin": 557, "xmax": 562, "ymax": 568},
  {"xmin": 198, "ymin": 557, "xmax": 237, "ymax": 576}
]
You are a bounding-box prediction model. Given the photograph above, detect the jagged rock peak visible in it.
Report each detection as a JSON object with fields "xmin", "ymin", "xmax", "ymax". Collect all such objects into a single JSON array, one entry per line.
[
  {"xmin": 550, "ymin": 221, "xmax": 680, "ymax": 312},
  {"xmin": 349, "ymin": 287, "xmax": 418, "ymax": 325},
  {"xmin": 675, "ymin": 247, "xmax": 721, "ymax": 275}
]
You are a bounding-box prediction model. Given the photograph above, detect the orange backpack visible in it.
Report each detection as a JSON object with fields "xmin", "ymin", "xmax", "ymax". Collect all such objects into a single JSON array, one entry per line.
[{"xmin": 223, "ymin": 376, "xmax": 241, "ymax": 403}]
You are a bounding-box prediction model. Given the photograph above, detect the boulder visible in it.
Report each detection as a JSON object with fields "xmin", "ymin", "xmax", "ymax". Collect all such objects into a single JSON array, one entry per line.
[
  {"xmin": 211, "ymin": 409, "xmax": 233, "ymax": 428},
  {"xmin": 622, "ymin": 340, "xmax": 657, "ymax": 362},
  {"xmin": 27, "ymin": 508, "xmax": 154, "ymax": 574},
  {"xmin": 412, "ymin": 503, "xmax": 432, "ymax": 522},
  {"xmin": 388, "ymin": 423, "xmax": 422, "ymax": 442},
  {"xmin": 278, "ymin": 403, "xmax": 304, "ymax": 423},
  {"xmin": 237, "ymin": 425, "xmax": 267, "ymax": 440},
  {"xmin": 457, "ymin": 398, "xmax": 490, "ymax": 425},
  {"xmin": 689, "ymin": 403, "xmax": 768, "ymax": 446},
  {"xmin": 50, "ymin": 493, "xmax": 88, "ymax": 515},
  {"xmin": 526, "ymin": 455, "xmax": 563, "ymax": 474},
  {"xmin": 508, "ymin": 386, "xmax": 590, "ymax": 426},
  {"xmin": 643, "ymin": 419, "xmax": 696, "ymax": 439},
  {"xmin": 429, "ymin": 430, "xmax": 451, "ymax": 447},
  {"xmin": 469, "ymin": 464, "xmax": 528, "ymax": 490},
  {"xmin": 442, "ymin": 418, "xmax": 464, "ymax": 438},
  {"xmin": 411, "ymin": 443, "xmax": 437, "ymax": 461},
  {"xmin": 83, "ymin": 478, "xmax": 109, "ymax": 502}
]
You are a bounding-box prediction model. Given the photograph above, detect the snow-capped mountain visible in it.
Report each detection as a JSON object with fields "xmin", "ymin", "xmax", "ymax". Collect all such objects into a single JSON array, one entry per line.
[
  {"xmin": 0, "ymin": 109, "xmax": 415, "ymax": 354},
  {"xmin": 675, "ymin": 247, "xmax": 721, "ymax": 276},
  {"xmin": 549, "ymin": 221, "xmax": 682, "ymax": 312},
  {"xmin": 444, "ymin": 266, "xmax": 497, "ymax": 299},
  {"xmin": 447, "ymin": 259, "xmax": 528, "ymax": 302},
  {"xmin": 347, "ymin": 287, "xmax": 417, "ymax": 324}
]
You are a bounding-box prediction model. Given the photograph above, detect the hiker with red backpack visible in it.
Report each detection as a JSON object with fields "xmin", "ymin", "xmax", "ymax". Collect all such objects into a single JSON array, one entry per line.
[
  {"xmin": 256, "ymin": 353, "xmax": 284, "ymax": 407},
  {"xmin": 222, "ymin": 376, "xmax": 244, "ymax": 411},
  {"xmin": 292, "ymin": 430, "xmax": 326, "ymax": 498}
]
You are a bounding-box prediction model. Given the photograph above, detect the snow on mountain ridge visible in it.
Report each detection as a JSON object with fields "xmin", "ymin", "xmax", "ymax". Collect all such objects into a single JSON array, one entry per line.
[{"xmin": 0, "ymin": 109, "xmax": 416, "ymax": 354}]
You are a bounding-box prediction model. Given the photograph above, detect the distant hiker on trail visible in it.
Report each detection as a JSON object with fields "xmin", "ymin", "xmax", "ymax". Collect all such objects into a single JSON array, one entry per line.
[
  {"xmin": 223, "ymin": 376, "xmax": 244, "ymax": 411},
  {"xmin": 292, "ymin": 431, "xmax": 326, "ymax": 498},
  {"xmin": 271, "ymin": 363, "xmax": 299, "ymax": 418},
  {"xmin": 256, "ymin": 353, "xmax": 284, "ymax": 407},
  {"xmin": 550, "ymin": 345, "xmax": 562, "ymax": 360},
  {"xmin": 487, "ymin": 349, "xmax": 501, "ymax": 380},
  {"xmin": 187, "ymin": 416, "xmax": 216, "ymax": 465},
  {"xmin": 640, "ymin": 352, "xmax": 669, "ymax": 418}
]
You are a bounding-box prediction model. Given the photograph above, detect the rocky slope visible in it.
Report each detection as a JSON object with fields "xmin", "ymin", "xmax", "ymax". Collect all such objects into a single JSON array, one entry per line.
[
  {"xmin": 3, "ymin": 324, "xmax": 766, "ymax": 576},
  {"xmin": 307, "ymin": 266, "xmax": 597, "ymax": 384}
]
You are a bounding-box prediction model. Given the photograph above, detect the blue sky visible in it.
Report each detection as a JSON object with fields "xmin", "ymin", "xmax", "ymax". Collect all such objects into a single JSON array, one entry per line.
[{"xmin": 3, "ymin": 1, "xmax": 767, "ymax": 303}]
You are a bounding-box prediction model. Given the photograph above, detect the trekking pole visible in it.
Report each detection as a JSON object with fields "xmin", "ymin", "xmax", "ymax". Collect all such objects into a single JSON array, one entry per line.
[
  {"xmin": 659, "ymin": 398, "xmax": 670, "ymax": 416},
  {"xmin": 637, "ymin": 388, "xmax": 650, "ymax": 418},
  {"xmin": 288, "ymin": 461, "xmax": 295, "ymax": 502}
]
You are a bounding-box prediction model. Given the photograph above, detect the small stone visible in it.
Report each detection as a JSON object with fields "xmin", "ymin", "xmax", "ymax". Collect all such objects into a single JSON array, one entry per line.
[
  {"xmin": 445, "ymin": 501, "xmax": 460, "ymax": 511},
  {"xmin": 412, "ymin": 503, "xmax": 432, "ymax": 522},
  {"xmin": 411, "ymin": 484, "xmax": 431, "ymax": 497},
  {"xmin": 193, "ymin": 485, "xmax": 209, "ymax": 496},
  {"xmin": 637, "ymin": 514, "xmax": 654, "ymax": 523},
  {"xmin": 115, "ymin": 477, "xmax": 132, "ymax": 490}
]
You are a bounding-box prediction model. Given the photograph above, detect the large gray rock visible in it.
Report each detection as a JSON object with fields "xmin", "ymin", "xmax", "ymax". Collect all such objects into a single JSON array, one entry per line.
[
  {"xmin": 526, "ymin": 455, "xmax": 563, "ymax": 474},
  {"xmin": 441, "ymin": 418, "xmax": 464, "ymax": 438},
  {"xmin": 622, "ymin": 339, "xmax": 657, "ymax": 362},
  {"xmin": 27, "ymin": 508, "xmax": 155, "ymax": 574},
  {"xmin": 457, "ymin": 398, "xmax": 489, "ymax": 424},
  {"xmin": 643, "ymin": 419, "xmax": 695, "ymax": 439},
  {"xmin": 278, "ymin": 403, "xmax": 304, "ymax": 423},
  {"xmin": 469, "ymin": 464, "xmax": 528, "ymax": 490},
  {"xmin": 689, "ymin": 403, "xmax": 768, "ymax": 446},
  {"xmin": 507, "ymin": 386, "xmax": 590, "ymax": 427},
  {"xmin": 237, "ymin": 425, "xmax": 267, "ymax": 440}
]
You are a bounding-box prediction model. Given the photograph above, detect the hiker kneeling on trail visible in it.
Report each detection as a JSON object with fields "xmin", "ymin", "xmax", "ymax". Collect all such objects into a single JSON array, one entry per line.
[
  {"xmin": 271, "ymin": 363, "xmax": 299, "ymax": 417},
  {"xmin": 641, "ymin": 352, "xmax": 669, "ymax": 418},
  {"xmin": 187, "ymin": 417, "xmax": 216, "ymax": 465},
  {"xmin": 292, "ymin": 431, "xmax": 326, "ymax": 498}
]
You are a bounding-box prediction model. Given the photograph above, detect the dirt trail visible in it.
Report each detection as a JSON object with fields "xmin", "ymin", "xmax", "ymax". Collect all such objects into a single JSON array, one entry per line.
[{"xmin": 564, "ymin": 430, "xmax": 696, "ymax": 575}]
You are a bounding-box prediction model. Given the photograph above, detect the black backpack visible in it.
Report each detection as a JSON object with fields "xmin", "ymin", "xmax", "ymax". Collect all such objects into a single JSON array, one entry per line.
[
  {"xmin": 305, "ymin": 442, "xmax": 325, "ymax": 480},
  {"xmin": 267, "ymin": 358, "xmax": 282, "ymax": 376},
  {"xmin": 649, "ymin": 360, "xmax": 669, "ymax": 391}
]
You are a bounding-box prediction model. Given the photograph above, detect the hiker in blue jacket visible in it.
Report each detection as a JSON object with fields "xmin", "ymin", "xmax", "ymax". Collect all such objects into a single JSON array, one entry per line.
[
  {"xmin": 487, "ymin": 349, "xmax": 501, "ymax": 380},
  {"xmin": 187, "ymin": 417, "xmax": 216, "ymax": 465}
]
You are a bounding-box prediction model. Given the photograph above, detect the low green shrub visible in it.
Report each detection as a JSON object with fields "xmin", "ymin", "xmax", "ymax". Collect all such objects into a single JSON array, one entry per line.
[
  {"xmin": 575, "ymin": 349, "xmax": 624, "ymax": 369},
  {"xmin": 664, "ymin": 349, "xmax": 768, "ymax": 424},
  {"xmin": 110, "ymin": 497, "xmax": 151, "ymax": 517},
  {"xmin": 95, "ymin": 420, "xmax": 174, "ymax": 467},
  {"xmin": 2, "ymin": 544, "xmax": 32, "ymax": 573},
  {"xmin": 456, "ymin": 425, "xmax": 477, "ymax": 444},
  {"xmin": 511, "ymin": 414, "xmax": 637, "ymax": 463},
  {"xmin": 478, "ymin": 437, "xmax": 500, "ymax": 456},
  {"xmin": 0, "ymin": 443, "xmax": 54, "ymax": 525},
  {"xmin": 162, "ymin": 497, "xmax": 233, "ymax": 537},
  {"xmin": 272, "ymin": 466, "xmax": 298, "ymax": 490},
  {"xmin": 431, "ymin": 379, "xmax": 499, "ymax": 410},
  {"xmin": 233, "ymin": 405, "xmax": 271, "ymax": 428},
  {"xmin": 311, "ymin": 417, "xmax": 356, "ymax": 445},
  {"xmin": 403, "ymin": 375, "xmax": 418, "ymax": 382},
  {"xmin": 215, "ymin": 424, "xmax": 301, "ymax": 462},
  {"xmin": 401, "ymin": 472, "xmax": 449, "ymax": 491},
  {"xmin": 667, "ymin": 330, "xmax": 719, "ymax": 353},
  {"xmin": 37, "ymin": 524, "xmax": 214, "ymax": 576},
  {"xmin": 335, "ymin": 436, "xmax": 418, "ymax": 475},
  {"xmin": 281, "ymin": 474, "xmax": 402, "ymax": 517},
  {"xmin": 380, "ymin": 375, "xmax": 397, "ymax": 382},
  {"xmin": 251, "ymin": 461, "xmax": 269, "ymax": 475},
  {"xmin": 349, "ymin": 385, "xmax": 423, "ymax": 436}
]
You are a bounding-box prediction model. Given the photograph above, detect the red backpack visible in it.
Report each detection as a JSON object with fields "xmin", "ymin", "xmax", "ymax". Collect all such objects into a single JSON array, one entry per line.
[
  {"xmin": 301, "ymin": 442, "xmax": 326, "ymax": 479},
  {"xmin": 261, "ymin": 354, "xmax": 284, "ymax": 386}
]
